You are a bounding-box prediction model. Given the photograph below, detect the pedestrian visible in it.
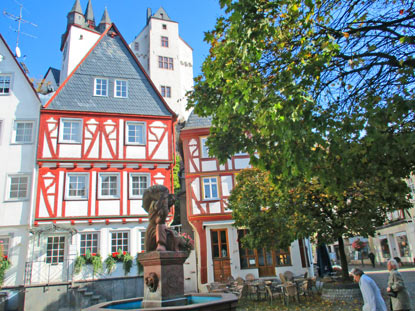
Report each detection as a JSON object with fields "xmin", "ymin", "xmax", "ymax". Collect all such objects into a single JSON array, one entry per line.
[
  {"xmin": 369, "ymin": 252, "xmax": 376, "ymax": 268},
  {"xmin": 394, "ymin": 257, "xmax": 403, "ymax": 268},
  {"xmin": 386, "ymin": 258, "xmax": 412, "ymax": 311},
  {"xmin": 351, "ymin": 268, "xmax": 387, "ymax": 311}
]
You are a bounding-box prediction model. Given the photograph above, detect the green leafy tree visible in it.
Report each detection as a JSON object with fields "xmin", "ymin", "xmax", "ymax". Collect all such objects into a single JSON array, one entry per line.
[
  {"xmin": 189, "ymin": 0, "xmax": 415, "ymax": 278},
  {"xmin": 230, "ymin": 168, "xmax": 411, "ymax": 278},
  {"xmin": 189, "ymin": 0, "xmax": 415, "ymax": 185}
]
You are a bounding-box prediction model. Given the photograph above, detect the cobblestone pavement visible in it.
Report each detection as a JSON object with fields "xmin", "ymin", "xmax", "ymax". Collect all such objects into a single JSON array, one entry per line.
[{"xmin": 351, "ymin": 264, "xmax": 415, "ymax": 309}]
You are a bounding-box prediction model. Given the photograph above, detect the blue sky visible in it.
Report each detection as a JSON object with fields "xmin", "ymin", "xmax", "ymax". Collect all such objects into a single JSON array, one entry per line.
[{"xmin": 1, "ymin": 0, "xmax": 223, "ymax": 81}]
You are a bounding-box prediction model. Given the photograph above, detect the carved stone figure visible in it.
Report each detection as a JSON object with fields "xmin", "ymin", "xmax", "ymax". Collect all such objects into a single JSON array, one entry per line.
[
  {"xmin": 143, "ymin": 185, "xmax": 185, "ymax": 252},
  {"xmin": 145, "ymin": 272, "xmax": 159, "ymax": 293}
]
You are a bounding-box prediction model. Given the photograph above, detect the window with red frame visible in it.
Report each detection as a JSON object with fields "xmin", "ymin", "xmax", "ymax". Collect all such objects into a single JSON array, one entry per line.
[
  {"xmin": 111, "ymin": 231, "xmax": 129, "ymax": 253},
  {"xmin": 0, "ymin": 238, "xmax": 9, "ymax": 258},
  {"xmin": 158, "ymin": 56, "xmax": 174, "ymax": 70},
  {"xmin": 80, "ymin": 233, "xmax": 98, "ymax": 255},
  {"xmin": 161, "ymin": 36, "xmax": 169, "ymax": 47},
  {"xmin": 46, "ymin": 236, "xmax": 65, "ymax": 264}
]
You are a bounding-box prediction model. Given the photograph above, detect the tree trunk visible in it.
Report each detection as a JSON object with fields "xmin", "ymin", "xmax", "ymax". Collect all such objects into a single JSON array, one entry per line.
[{"xmin": 338, "ymin": 236, "xmax": 349, "ymax": 279}]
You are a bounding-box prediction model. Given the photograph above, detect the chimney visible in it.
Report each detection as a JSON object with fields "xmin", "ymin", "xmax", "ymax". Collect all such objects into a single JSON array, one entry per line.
[{"xmin": 146, "ymin": 8, "xmax": 152, "ymax": 24}]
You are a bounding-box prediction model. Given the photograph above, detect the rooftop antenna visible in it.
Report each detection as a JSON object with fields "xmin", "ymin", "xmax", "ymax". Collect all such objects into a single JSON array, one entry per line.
[{"xmin": 3, "ymin": 1, "xmax": 37, "ymax": 58}]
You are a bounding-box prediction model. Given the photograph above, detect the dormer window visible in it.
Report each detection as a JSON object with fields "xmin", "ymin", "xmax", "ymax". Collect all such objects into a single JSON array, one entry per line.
[
  {"xmin": 162, "ymin": 24, "xmax": 167, "ymax": 30},
  {"xmin": 94, "ymin": 78, "xmax": 108, "ymax": 96},
  {"xmin": 115, "ymin": 80, "xmax": 128, "ymax": 98}
]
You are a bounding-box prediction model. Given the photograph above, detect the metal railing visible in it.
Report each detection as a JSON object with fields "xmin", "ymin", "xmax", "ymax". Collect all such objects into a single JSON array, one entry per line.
[{"xmin": 24, "ymin": 255, "xmax": 140, "ymax": 286}]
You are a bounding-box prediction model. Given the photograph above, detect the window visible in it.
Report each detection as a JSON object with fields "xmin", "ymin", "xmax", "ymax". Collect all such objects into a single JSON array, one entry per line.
[
  {"xmin": 211, "ymin": 229, "xmax": 228, "ymax": 259},
  {"xmin": 115, "ymin": 80, "xmax": 128, "ymax": 98},
  {"xmin": 0, "ymin": 238, "xmax": 10, "ymax": 257},
  {"xmin": 129, "ymin": 173, "xmax": 150, "ymax": 198},
  {"xmin": 202, "ymin": 177, "xmax": 219, "ymax": 200},
  {"xmin": 7, "ymin": 175, "xmax": 29, "ymax": 200},
  {"xmin": 0, "ymin": 75, "xmax": 11, "ymax": 95},
  {"xmin": 65, "ymin": 173, "xmax": 88, "ymax": 200},
  {"xmin": 380, "ymin": 237, "xmax": 390, "ymax": 257},
  {"xmin": 134, "ymin": 42, "xmax": 139, "ymax": 51},
  {"xmin": 396, "ymin": 233, "xmax": 410, "ymax": 257},
  {"xmin": 94, "ymin": 78, "xmax": 108, "ymax": 96},
  {"xmin": 161, "ymin": 36, "xmax": 169, "ymax": 47},
  {"xmin": 160, "ymin": 85, "xmax": 171, "ymax": 98},
  {"xmin": 126, "ymin": 121, "xmax": 146, "ymax": 145},
  {"xmin": 59, "ymin": 118, "xmax": 82, "ymax": 143},
  {"xmin": 111, "ymin": 231, "xmax": 129, "ymax": 253},
  {"xmin": 274, "ymin": 249, "xmax": 291, "ymax": 266},
  {"xmin": 200, "ymin": 137, "xmax": 211, "ymax": 158},
  {"xmin": 46, "ymin": 236, "xmax": 65, "ymax": 264},
  {"xmin": 238, "ymin": 230, "xmax": 256, "ymax": 268},
  {"xmin": 158, "ymin": 56, "xmax": 174, "ymax": 70},
  {"xmin": 98, "ymin": 173, "xmax": 120, "ymax": 199},
  {"xmin": 162, "ymin": 24, "xmax": 167, "ymax": 29},
  {"xmin": 80, "ymin": 233, "xmax": 98, "ymax": 255},
  {"xmin": 139, "ymin": 231, "xmax": 145, "ymax": 252},
  {"xmin": 12, "ymin": 121, "xmax": 34, "ymax": 143}
]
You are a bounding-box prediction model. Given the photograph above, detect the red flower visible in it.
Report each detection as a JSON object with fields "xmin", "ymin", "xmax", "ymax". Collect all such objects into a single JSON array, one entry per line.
[
  {"xmin": 3, "ymin": 255, "xmax": 7, "ymax": 260},
  {"xmin": 123, "ymin": 251, "xmax": 127, "ymax": 255},
  {"xmin": 91, "ymin": 253, "xmax": 96, "ymax": 256},
  {"xmin": 112, "ymin": 252, "xmax": 118, "ymax": 257}
]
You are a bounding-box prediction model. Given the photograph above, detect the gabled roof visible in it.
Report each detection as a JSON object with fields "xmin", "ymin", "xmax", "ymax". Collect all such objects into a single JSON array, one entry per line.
[
  {"xmin": 45, "ymin": 24, "xmax": 176, "ymax": 118},
  {"xmin": 183, "ymin": 110, "xmax": 212, "ymax": 130},
  {"xmin": 153, "ymin": 7, "xmax": 172, "ymax": 21},
  {"xmin": 42, "ymin": 67, "xmax": 60, "ymax": 85},
  {"xmin": 0, "ymin": 34, "xmax": 40, "ymax": 102}
]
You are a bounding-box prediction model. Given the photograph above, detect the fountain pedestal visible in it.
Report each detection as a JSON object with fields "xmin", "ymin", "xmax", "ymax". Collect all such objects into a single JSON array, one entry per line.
[{"xmin": 137, "ymin": 251, "xmax": 188, "ymax": 308}]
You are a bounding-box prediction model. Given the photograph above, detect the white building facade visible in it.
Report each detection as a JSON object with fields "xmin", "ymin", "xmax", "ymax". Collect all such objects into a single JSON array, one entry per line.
[{"xmin": 0, "ymin": 34, "xmax": 41, "ymax": 287}]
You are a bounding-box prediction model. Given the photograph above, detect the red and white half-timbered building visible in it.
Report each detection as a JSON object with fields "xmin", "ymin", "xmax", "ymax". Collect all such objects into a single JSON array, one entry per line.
[
  {"xmin": 180, "ymin": 112, "xmax": 314, "ymax": 288},
  {"xmin": 27, "ymin": 14, "xmax": 177, "ymax": 283}
]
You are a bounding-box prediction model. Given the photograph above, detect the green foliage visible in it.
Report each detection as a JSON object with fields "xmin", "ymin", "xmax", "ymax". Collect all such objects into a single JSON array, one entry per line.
[
  {"xmin": 0, "ymin": 256, "xmax": 10, "ymax": 286},
  {"xmin": 190, "ymin": 0, "xmax": 415, "ymax": 278},
  {"xmin": 173, "ymin": 155, "xmax": 181, "ymax": 191},
  {"xmin": 229, "ymin": 168, "xmax": 411, "ymax": 276},
  {"xmin": 136, "ymin": 254, "xmax": 144, "ymax": 276},
  {"xmin": 104, "ymin": 256, "xmax": 116, "ymax": 274},
  {"xmin": 105, "ymin": 249, "xmax": 133, "ymax": 275},
  {"xmin": 189, "ymin": 0, "xmax": 415, "ymax": 189},
  {"xmin": 74, "ymin": 250, "xmax": 103, "ymax": 275}
]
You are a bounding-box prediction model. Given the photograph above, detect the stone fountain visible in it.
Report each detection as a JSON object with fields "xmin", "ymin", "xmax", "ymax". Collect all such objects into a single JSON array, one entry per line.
[{"xmin": 84, "ymin": 185, "xmax": 238, "ymax": 311}]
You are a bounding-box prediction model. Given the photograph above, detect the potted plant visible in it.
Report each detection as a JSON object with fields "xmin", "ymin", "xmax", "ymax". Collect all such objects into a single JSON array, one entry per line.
[
  {"xmin": 0, "ymin": 254, "xmax": 10, "ymax": 285},
  {"xmin": 105, "ymin": 249, "xmax": 133, "ymax": 275},
  {"xmin": 74, "ymin": 250, "xmax": 102, "ymax": 275}
]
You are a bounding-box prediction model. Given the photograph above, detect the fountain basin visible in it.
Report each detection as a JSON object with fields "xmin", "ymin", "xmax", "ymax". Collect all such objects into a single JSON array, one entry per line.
[{"xmin": 83, "ymin": 293, "xmax": 238, "ymax": 311}]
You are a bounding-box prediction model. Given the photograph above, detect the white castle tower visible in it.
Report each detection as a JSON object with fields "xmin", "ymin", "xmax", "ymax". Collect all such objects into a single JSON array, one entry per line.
[{"xmin": 130, "ymin": 8, "xmax": 194, "ymax": 122}]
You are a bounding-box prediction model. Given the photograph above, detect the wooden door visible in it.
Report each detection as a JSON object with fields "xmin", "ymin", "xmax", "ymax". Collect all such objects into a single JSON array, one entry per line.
[
  {"xmin": 211, "ymin": 229, "xmax": 231, "ymax": 282},
  {"xmin": 257, "ymin": 249, "xmax": 276, "ymax": 277}
]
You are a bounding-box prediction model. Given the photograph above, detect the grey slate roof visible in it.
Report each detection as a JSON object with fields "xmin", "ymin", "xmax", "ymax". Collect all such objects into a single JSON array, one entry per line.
[
  {"xmin": 84, "ymin": 0, "xmax": 95, "ymax": 22},
  {"xmin": 99, "ymin": 7, "xmax": 111, "ymax": 25},
  {"xmin": 153, "ymin": 7, "xmax": 171, "ymax": 21},
  {"xmin": 50, "ymin": 67, "xmax": 60, "ymax": 85},
  {"xmin": 183, "ymin": 110, "xmax": 212, "ymax": 129},
  {"xmin": 46, "ymin": 27, "xmax": 172, "ymax": 117},
  {"xmin": 70, "ymin": 0, "xmax": 82, "ymax": 14}
]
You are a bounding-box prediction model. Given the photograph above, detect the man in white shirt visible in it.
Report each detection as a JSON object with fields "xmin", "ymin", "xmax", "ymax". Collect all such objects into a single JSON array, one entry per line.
[{"xmin": 351, "ymin": 268, "xmax": 387, "ymax": 311}]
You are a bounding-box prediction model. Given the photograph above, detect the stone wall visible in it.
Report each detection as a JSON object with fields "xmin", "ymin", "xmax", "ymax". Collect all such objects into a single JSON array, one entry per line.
[{"xmin": 23, "ymin": 276, "xmax": 144, "ymax": 311}]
